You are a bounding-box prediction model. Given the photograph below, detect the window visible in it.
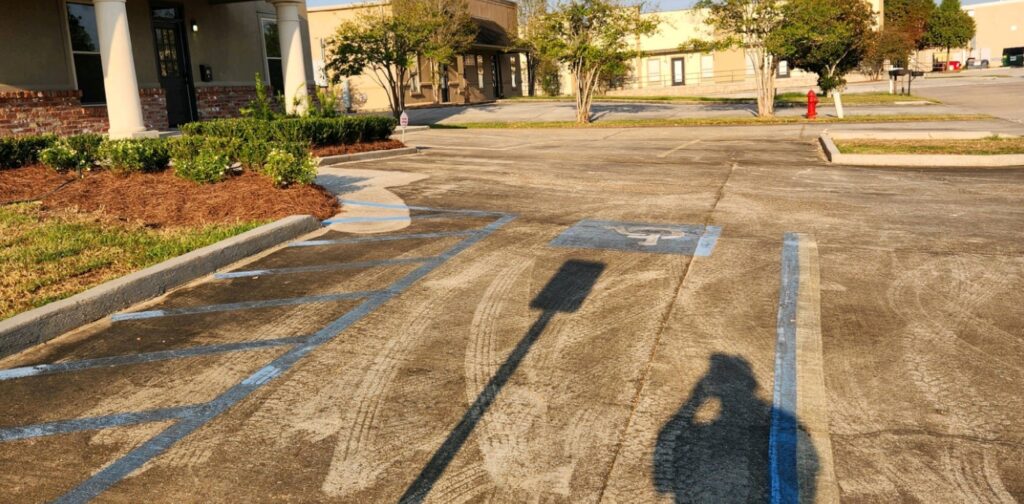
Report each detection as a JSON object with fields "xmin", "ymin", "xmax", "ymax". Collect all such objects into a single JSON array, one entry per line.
[
  {"xmin": 646, "ymin": 59, "xmax": 661, "ymax": 83},
  {"xmin": 66, "ymin": 2, "xmax": 105, "ymax": 104},
  {"xmin": 777, "ymin": 60, "xmax": 791, "ymax": 78},
  {"xmin": 476, "ymin": 55, "xmax": 485, "ymax": 88},
  {"xmin": 701, "ymin": 54, "xmax": 714, "ymax": 80},
  {"xmin": 510, "ymin": 55, "xmax": 517, "ymax": 89},
  {"xmin": 262, "ymin": 19, "xmax": 284, "ymax": 95}
]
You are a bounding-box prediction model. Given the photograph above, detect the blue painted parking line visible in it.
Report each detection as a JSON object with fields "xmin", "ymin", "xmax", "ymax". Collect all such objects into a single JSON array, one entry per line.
[
  {"xmin": 110, "ymin": 290, "xmax": 383, "ymax": 322},
  {"xmin": 694, "ymin": 225, "xmax": 723, "ymax": 257},
  {"xmin": 770, "ymin": 233, "xmax": 800, "ymax": 504},
  {"xmin": 214, "ymin": 257, "xmax": 430, "ymax": 279},
  {"xmin": 0, "ymin": 405, "xmax": 197, "ymax": 442},
  {"xmin": 49, "ymin": 211, "xmax": 516, "ymax": 503},
  {"xmin": 550, "ymin": 219, "xmax": 722, "ymax": 256},
  {"xmin": 288, "ymin": 230, "xmax": 476, "ymax": 248},
  {"xmin": 0, "ymin": 336, "xmax": 307, "ymax": 382}
]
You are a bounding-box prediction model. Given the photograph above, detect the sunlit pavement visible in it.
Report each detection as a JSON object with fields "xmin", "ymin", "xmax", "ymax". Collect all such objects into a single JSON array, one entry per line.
[{"xmin": 1, "ymin": 124, "xmax": 1022, "ymax": 502}]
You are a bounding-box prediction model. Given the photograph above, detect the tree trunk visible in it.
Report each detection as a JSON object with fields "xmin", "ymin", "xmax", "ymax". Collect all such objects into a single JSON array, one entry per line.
[
  {"xmin": 430, "ymin": 59, "xmax": 441, "ymax": 105},
  {"xmin": 526, "ymin": 53, "xmax": 536, "ymax": 97}
]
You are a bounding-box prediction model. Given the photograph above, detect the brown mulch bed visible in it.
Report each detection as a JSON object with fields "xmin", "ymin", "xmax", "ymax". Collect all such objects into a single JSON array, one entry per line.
[
  {"xmin": 2, "ymin": 166, "xmax": 339, "ymax": 227},
  {"xmin": 312, "ymin": 139, "xmax": 406, "ymax": 157},
  {"xmin": 0, "ymin": 165, "xmax": 76, "ymax": 205}
]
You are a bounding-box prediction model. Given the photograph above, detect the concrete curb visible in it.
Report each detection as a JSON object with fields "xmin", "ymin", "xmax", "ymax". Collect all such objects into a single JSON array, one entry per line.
[
  {"xmin": 820, "ymin": 131, "xmax": 1024, "ymax": 168},
  {"xmin": 317, "ymin": 146, "xmax": 420, "ymax": 166},
  {"xmin": 0, "ymin": 215, "xmax": 320, "ymax": 359}
]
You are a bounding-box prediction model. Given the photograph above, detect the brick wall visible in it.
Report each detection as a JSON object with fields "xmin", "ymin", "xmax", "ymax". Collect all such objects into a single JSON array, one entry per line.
[
  {"xmin": 0, "ymin": 88, "xmax": 168, "ymax": 137},
  {"xmin": 195, "ymin": 86, "xmax": 258, "ymax": 120}
]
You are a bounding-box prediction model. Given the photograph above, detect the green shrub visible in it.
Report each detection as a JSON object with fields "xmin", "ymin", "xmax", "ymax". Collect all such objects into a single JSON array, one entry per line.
[
  {"xmin": 174, "ymin": 146, "xmax": 230, "ymax": 184},
  {"xmin": 261, "ymin": 147, "xmax": 317, "ymax": 187},
  {"xmin": 240, "ymin": 73, "xmax": 281, "ymax": 121},
  {"xmin": 39, "ymin": 133, "xmax": 104, "ymax": 172},
  {"xmin": 237, "ymin": 140, "xmax": 307, "ymax": 170},
  {"xmin": 0, "ymin": 134, "xmax": 56, "ymax": 169},
  {"xmin": 98, "ymin": 138, "xmax": 170, "ymax": 175},
  {"xmin": 181, "ymin": 116, "xmax": 396, "ymax": 147},
  {"xmin": 168, "ymin": 135, "xmax": 242, "ymax": 163}
]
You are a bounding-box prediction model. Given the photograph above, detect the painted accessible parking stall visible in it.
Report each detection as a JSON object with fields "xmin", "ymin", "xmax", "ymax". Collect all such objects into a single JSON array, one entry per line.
[{"xmin": 3, "ymin": 125, "xmax": 1023, "ymax": 502}]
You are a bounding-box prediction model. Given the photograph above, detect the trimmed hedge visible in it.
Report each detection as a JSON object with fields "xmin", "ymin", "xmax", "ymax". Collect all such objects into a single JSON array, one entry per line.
[
  {"xmin": 38, "ymin": 133, "xmax": 104, "ymax": 172},
  {"xmin": 180, "ymin": 116, "xmax": 396, "ymax": 146},
  {"xmin": 0, "ymin": 135, "xmax": 57, "ymax": 169},
  {"xmin": 98, "ymin": 138, "xmax": 171, "ymax": 175}
]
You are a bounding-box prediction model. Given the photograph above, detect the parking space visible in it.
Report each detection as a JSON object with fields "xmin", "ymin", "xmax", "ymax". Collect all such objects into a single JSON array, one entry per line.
[{"xmin": 1, "ymin": 125, "xmax": 1023, "ymax": 502}]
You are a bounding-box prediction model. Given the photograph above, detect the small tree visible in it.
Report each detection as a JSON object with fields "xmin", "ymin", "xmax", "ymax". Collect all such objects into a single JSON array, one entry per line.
[
  {"xmin": 772, "ymin": 0, "xmax": 875, "ymax": 118},
  {"xmin": 884, "ymin": 0, "xmax": 934, "ymax": 68},
  {"xmin": 693, "ymin": 0, "xmax": 785, "ymax": 117},
  {"xmin": 325, "ymin": 8, "xmax": 434, "ymax": 118},
  {"xmin": 409, "ymin": 0, "xmax": 477, "ymax": 104},
  {"xmin": 923, "ymin": 0, "xmax": 976, "ymax": 64},
  {"xmin": 535, "ymin": 0, "xmax": 657, "ymax": 123},
  {"xmin": 516, "ymin": 0, "xmax": 551, "ymax": 96}
]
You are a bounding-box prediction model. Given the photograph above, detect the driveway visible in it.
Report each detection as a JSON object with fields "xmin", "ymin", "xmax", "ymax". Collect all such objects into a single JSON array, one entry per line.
[
  {"xmin": 405, "ymin": 100, "xmax": 964, "ymax": 125},
  {"xmin": 1, "ymin": 125, "xmax": 1023, "ymax": 502}
]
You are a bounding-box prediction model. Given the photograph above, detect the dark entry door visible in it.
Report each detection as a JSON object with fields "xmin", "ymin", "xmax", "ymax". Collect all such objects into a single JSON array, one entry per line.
[
  {"xmin": 491, "ymin": 54, "xmax": 504, "ymax": 99},
  {"xmin": 152, "ymin": 7, "xmax": 195, "ymax": 127}
]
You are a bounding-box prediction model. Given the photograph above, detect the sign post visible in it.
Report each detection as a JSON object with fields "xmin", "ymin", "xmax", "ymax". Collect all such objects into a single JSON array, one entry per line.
[{"xmin": 399, "ymin": 110, "xmax": 409, "ymax": 143}]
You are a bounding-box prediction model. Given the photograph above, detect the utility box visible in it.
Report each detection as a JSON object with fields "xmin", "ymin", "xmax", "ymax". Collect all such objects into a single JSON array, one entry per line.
[{"xmin": 1003, "ymin": 47, "xmax": 1024, "ymax": 67}]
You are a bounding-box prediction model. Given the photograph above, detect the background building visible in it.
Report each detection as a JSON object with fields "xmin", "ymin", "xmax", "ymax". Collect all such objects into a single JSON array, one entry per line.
[
  {"xmin": 0, "ymin": 0, "xmax": 315, "ymax": 137},
  {"xmin": 307, "ymin": 0, "xmax": 524, "ymax": 112}
]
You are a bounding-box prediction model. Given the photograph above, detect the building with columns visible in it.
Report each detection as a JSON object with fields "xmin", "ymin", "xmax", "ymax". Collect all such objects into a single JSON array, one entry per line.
[
  {"xmin": 0, "ymin": 0, "xmax": 316, "ymax": 138},
  {"xmin": 306, "ymin": 0, "xmax": 524, "ymax": 112}
]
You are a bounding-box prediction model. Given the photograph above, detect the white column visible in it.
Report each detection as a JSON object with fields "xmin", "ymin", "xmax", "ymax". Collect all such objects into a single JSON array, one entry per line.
[
  {"xmin": 273, "ymin": 0, "xmax": 308, "ymax": 115},
  {"xmin": 94, "ymin": 0, "xmax": 148, "ymax": 138}
]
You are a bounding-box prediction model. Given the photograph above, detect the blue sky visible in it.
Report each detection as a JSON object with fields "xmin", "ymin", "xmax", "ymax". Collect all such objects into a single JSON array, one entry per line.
[{"xmin": 305, "ymin": 0, "xmax": 994, "ymax": 9}]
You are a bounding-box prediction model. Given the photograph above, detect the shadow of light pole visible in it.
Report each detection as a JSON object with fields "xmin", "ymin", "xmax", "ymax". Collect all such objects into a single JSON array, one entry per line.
[{"xmin": 399, "ymin": 260, "xmax": 605, "ymax": 503}]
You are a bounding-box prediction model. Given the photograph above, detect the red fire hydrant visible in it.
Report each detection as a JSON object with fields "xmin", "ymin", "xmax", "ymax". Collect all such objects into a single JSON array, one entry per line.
[{"xmin": 806, "ymin": 90, "xmax": 818, "ymax": 120}]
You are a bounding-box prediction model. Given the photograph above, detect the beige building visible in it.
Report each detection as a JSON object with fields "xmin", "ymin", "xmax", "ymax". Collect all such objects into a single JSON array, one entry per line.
[
  {"xmin": 599, "ymin": 0, "xmax": 885, "ymax": 97},
  {"xmin": 0, "ymin": 0, "xmax": 315, "ymax": 138},
  {"xmin": 307, "ymin": 0, "xmax": 524, "ymax": 112},
  {"xmin": 961, "ymin": 0, "xmax": 1023, "ymax": 66}
]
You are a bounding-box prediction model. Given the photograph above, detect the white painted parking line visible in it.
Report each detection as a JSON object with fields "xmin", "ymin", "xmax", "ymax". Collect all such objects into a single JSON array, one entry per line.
[{"xmin": 657, "ymin": 139, "xmax": 701, "ymax": 159}]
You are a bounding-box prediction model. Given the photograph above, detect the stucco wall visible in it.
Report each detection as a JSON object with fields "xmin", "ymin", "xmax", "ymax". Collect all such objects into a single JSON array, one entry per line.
[
  {"xmin": 1, "ymin": 0, "xmax": 313, "ymax": 101},
  {"xmin": 0, "ymin": 0, "xmax": 76, "ymax": 91}
]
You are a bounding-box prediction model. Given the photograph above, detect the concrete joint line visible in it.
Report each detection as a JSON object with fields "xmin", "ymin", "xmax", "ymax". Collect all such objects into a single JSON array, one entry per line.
[{"xmin": 771, "ymin": 233, "xmax": 838, "ymax": 504}]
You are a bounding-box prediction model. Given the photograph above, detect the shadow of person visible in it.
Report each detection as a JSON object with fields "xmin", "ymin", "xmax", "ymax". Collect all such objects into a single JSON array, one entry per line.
[{"xmin": 653, "ymin": 353, "xmax": 818, "ymax": 503}]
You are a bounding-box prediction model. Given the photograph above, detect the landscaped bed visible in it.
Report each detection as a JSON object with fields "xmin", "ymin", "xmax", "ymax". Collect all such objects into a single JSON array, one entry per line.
[
  {"xmin": 834, "ymin": 136, "xmax": 1024, "ymax": 155},
  {"xmin": 0, "ymin": 112, "xmax": 398, "ymax": 320},
  {"xmin": 1, "ymin": 165, "xmax": 338, "ymax": 227},
  {"xmin": 0, "ymin": 202, "xmax": 264, "ymax": 320}
]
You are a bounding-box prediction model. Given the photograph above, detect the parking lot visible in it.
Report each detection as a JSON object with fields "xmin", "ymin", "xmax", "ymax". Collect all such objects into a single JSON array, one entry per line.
[{"xmin": 1, "ymin": 125, "xmax": 1023, "ymax": 502}]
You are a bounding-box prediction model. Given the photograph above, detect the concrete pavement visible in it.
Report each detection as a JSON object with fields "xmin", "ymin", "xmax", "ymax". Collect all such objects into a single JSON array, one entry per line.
[{"xmin": 1, "ymin": 125, "xmax": 1023, "ymax": 502}]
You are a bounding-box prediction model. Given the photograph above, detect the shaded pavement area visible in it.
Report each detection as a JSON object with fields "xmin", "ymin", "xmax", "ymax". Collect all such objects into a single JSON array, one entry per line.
[{"xmin": 1, "ymin": 124, "xmax": 1023, "ymax": 502}]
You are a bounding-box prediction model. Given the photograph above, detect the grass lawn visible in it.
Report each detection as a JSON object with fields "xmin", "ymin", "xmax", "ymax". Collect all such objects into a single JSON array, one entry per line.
[
  {"xmin": 429, "ymin": 114, "xmax": 990, "ymax": 130},
  {"xmin": 0, "ymin": 203, "xmax": 264, "ymax": 320},
  {"xmin": 504, "ymin": 91, "xmax": 936, "ymax": 106},
  {"xmin": 836, "ymin": 137, "xmax": 1024, "ymax": 155},
  {"xmin": 774, "ymin": 92, "xmax": 936, "ymax": 105}
]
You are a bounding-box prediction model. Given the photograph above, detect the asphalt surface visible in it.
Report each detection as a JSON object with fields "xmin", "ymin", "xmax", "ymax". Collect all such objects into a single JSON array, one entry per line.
[
  {"xmin": 406, "ymin": 100, "xmax": 965, "ymax": 125},
  {"xmin": 2, "ymin": 123, "xmax": 1023, "ymax": 502}
]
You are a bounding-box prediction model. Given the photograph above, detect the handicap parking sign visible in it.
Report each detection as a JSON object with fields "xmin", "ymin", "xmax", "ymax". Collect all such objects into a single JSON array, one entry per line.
[{"xmin": 549, "ymin": 219, "xmax": 721, "ymax": 256}]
